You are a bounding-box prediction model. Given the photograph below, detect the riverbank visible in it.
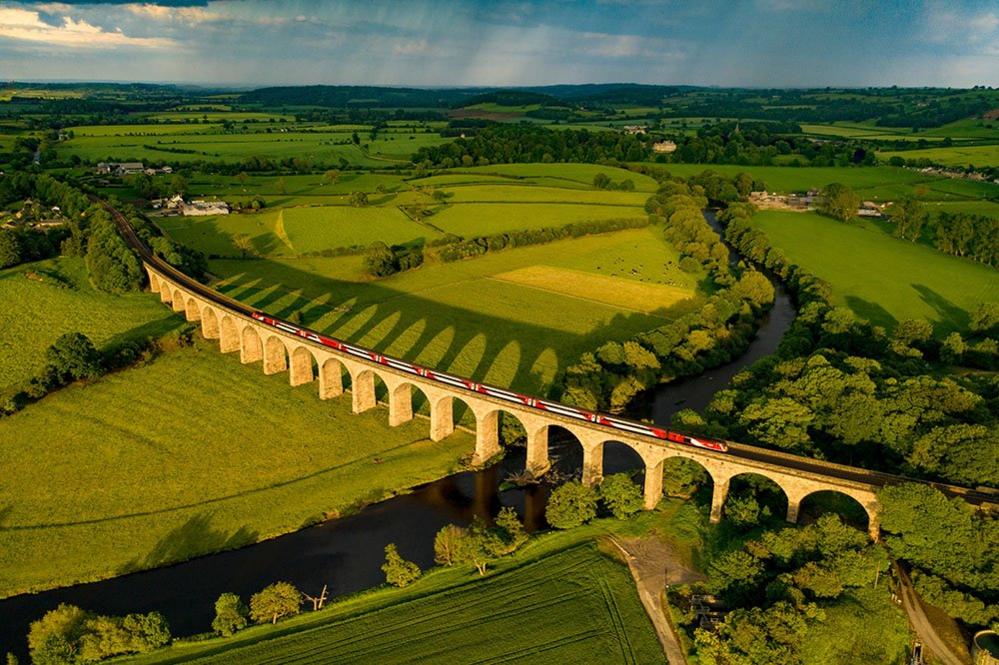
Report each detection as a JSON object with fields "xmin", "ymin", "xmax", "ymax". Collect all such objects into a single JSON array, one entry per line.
[{"xmin": 0, "ymin": 343, "xmax": 473, "ymax": 600}]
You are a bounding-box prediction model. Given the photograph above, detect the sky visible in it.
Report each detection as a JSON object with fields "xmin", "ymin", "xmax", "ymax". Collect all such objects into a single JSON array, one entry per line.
[{"xmin": 0, "ymin": 0, "xmax": 996, "ymax": 88}]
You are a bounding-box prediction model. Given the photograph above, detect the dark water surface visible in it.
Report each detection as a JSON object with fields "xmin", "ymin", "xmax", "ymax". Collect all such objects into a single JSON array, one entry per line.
[{"xmin": 0, "ymin": 211, "xmax": 796, "ymax": 659}]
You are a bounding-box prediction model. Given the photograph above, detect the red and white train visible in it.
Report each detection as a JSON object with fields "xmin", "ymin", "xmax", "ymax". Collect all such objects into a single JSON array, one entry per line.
[{"xmin": 251, "ymin": 311, "xmax": 729, "ymax": 453}]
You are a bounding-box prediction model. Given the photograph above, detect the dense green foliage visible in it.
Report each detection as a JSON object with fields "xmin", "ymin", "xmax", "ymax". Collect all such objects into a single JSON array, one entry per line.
[
  {"xmin": 816, "ymin": 182, "xmax": 861, "ymax": 222},
  {"xmin": 28, "ymin": 604, "xmax": 170, "ymax": 664},
  {"xmin": 598, "ymin": 473, "xmax": 644, "ymax": 519},
  {"xmin": 664, "ymin": 120, "xmax": 874, "ymax": 167},
  {"xmin": 414, "ymin": 124, "xmax": 650, "ymax": 167},
  {"xmin": 545, "ymin": 481, "xmax": 599, "ymax": 529},
  {"xmin": 878, "ymin": 484, "xmax": 998, "ymax": 628},
  {"xmin": 680, "ymin": 515, "xmax": 888, "ymax": 664},
  {"xmin": 715, "ymin": 206, "xmax": 999, "ymax": 486}
]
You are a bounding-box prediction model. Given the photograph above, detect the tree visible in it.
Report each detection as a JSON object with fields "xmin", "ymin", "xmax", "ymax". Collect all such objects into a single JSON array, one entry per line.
[
  {"xmin": 434, "ymin": 524, "xmax": 464, "ymax": 566},
  {"xmin": 275, "ymin": 177, "xmax": 287, "ymax": 195},
  {"xmin": 169, "ymin": 174, "xmax": 189, "ymax": 197},
  {"xmin": 349, "ymin": 191, "xmax": 369, "ymax": 207},
  {"xmin": 545, "ymin": 481, "xmax": 598, "ymax": 529},
  {"xmin": 0, "ymin": 229, "xmax": 22, "ymax": 268},
  {"xmin": 249, "ymin": 582, "xmax": 302, "ymax": 624},
  {"xmin": 493, "ymin": 506, "xmax": 528, "ymax": 553},
  {"xmin": 322, "ymin": 169, "xmax": 341, "ymax": 185},
  {"xmin": 599, "ymin": 473, "xmax": 643, "ymax": 519},
  {"xmin": 28, "ymin": 604, "xmax": 90, "ymax": 665},
  {"xmin": 893, "ymin": 318, "xmax": 933, "ymax": 346},
  {"xmin": 817, "ymin": 182, "xmax": 860, "ymax": 222},
  {"xmin": 888, "ymin": 196, "xmax": 926, "ymax": 241},
  {"xmin": 233, "ymin": 233, "xmax": 255, "ymax": 259},
  {"xmin": 661, "ymin": 457, "xmax": 710, "ymax": 497},
  {"xmin": 454, "ymin": 518, "xmax": 497, "ymax": 575},
  {"xmin": 46, "ymin": 332, "xmax": 102, "ymax": 382},
  {"xmin": 592, "ymin": 173, "xmax": 610, "ymax": 189},
  {"xmin": 212, "ymin": 592, "xmax": 249, "ymax": 637},
  {"xmin": 382, "ymin": 543, "xmax": 421, "ymax": 587},
  {"xmin": 971, "ymin": 303, "xmax": 999, "ymax": 336},
  {"xmin": 940, "ymin": 332, "xmax": 966, "ymax": 364},
  {"xmin": 363, "ymin": 241, "xmax": 397, "ymax": 277}
]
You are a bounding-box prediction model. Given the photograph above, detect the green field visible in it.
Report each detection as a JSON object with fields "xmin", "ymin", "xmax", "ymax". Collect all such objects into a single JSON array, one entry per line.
[
  {"xmin": 431, "ymin": 202, "xmax": 645, "ymax": 235},
  {"xmin": 127, "ymin": 538, "xmax": 670, "ymax": 664},
  {"xmin": 449, "ymin": 164, "xmax": 659, "ymax": 191},
  {"xmin": 0, "ymin": 257, "xmax": 180, "ymax": 390},
  {"xmin": 879, "ymin": 144, "xmax": 999, "ymax": 168},
  {"xmin": 210, "ymin": 227, "xmax": 701, "ymax": 394},
  {"xmin": 752, "ymin": 211, "xmax": 998, "ymax": 333},
  {"xmin": 0, "ymin": 346, "xmax": 472, "ymax": 598},
  {"xmin": 159, "ymin": 205, "xmax": 439, "ymax": 257}
]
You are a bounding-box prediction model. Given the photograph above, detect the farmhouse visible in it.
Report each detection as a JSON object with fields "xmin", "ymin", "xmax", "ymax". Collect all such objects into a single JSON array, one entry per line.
[
  {"xmin": 96, "ymin": 162, "xmax": 145, "ymax": 176},
  {"xmin": 652, "ymin": 140, "xmax": 677, "ymax": 153},
  {"xmin": 623, "ymin": 125, "xmax": 647, "ymax": 134}
]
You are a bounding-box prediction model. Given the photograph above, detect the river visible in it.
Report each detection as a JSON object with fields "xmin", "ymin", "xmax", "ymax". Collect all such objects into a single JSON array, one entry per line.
[{"xmin": 0, "ymin": 212, "xmax": 795, "ymax": 660}]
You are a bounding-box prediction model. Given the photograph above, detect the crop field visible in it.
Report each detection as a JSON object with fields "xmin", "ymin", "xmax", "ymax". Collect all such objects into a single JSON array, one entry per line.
[
  {"xmin": 751, "ymin": 211, "xmax": 998, "ymax": 333},
  {"xmin": 922, "ymin": 199, "xmax": 999, "ymax": 218},
  {"xmin": 0, "ymin": 257, "xmax": 179, "ymax": 390},
  {"xmin": 0, "ymin": 346, "xmax": 472, "ymax": 597},
  {"xmin": 130, "ymin": 543, "xmax": 664, "ymax": 665},
  {"xmin": 283, "ymin": 206, "xmax": 439, "ymax": 252},
  {"xmin": 879, "ymin": 144, "xmax": 999, "ymax": 168},
  {"xmin": 210, "ymin": 227, "xmax": 701, "ymax": 393},
  {"xmin": 492, "ymin": 266, "xmax": 694, "ymax": 314},
  {"xmin": 432, "ymin": 203, "xmax": 646, "ymax": 235}
]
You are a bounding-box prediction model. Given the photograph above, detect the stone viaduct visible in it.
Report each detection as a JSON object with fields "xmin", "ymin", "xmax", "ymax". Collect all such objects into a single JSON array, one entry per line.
[{"xmin": 143, "ymin": 263, "xmax": 909, "ymax": 539}]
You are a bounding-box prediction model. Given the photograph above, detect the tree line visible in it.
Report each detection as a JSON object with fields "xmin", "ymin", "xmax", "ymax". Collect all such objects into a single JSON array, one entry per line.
[
  {"xmin": 412, "ymin": 124, "xmax": 652, "ymax": 168},
  {"xmin": 661, "ymin": 121, "xmax": 875, "ymax": 168},
  {"xmin": 558, "ymin": 174, "xmax": 775, "ymax": 413}
]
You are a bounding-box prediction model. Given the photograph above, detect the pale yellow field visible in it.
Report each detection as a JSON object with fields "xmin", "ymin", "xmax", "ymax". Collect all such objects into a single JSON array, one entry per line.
[{"xmin": 490, "ymin": 265, "xmax": 694, "ymax": 315}]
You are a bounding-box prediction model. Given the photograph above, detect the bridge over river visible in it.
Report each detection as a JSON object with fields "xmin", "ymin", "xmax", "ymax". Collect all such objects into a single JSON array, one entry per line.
[{"xmin": 109, "ymin": 201, "xmax": 998, "ymax": 541}]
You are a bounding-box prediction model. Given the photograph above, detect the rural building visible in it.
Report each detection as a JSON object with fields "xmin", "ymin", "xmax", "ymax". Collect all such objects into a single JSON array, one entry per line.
[
  {"xmin": 652, "ymin": 140, "xmax": 677, "ymax": 153},
  {"xmin": 144, "ymin": 166, "xmax": 174, "ymax": 176},
  {"xmin": 182, "ymin": 199, "xmax": 230, "ymax": 216},
  {"xmin": 623, "ymin": 125, "xmax": 647, "ymax": 134},
  {"xmin": 857, "ymin": 200, "xmax": 887, "ymax": 217},
  {"xmin": 96, "ymin": 162, "xmax": 145, "ymax": 176}
]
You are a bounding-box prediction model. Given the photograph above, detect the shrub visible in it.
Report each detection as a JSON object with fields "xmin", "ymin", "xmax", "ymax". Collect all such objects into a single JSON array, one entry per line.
[
  {"xmin": 0, "ymin": 229, "xmax": 23, "ymax": 268},
  {"xmin": 546, "ymin": 481, "xmax": 598, "ymax": 529},
  {"xmin": 599, "ymin": 473, "xmax": 644, "ymax": 519},
  {"xmin": 249, "ymin": 582, "xmax": 301, "ymax": 624},
  {"xmin": 85, "ymin": 216, "xmax": 142, "ymax": 293},
  {"xmin": 28, "ymin": 604, "xmax": 90, "ymax": 665},
  {"xmin": 212, "ymin": 593, "xmax": 249, "ymax": 637},
  {"xmin": 382, "ymin": 543, "xmax": 422, "ymax": 588}
]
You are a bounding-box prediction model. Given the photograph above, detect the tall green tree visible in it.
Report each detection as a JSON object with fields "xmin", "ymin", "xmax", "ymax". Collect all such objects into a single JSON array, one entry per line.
[
  {"xmin": 382, "ymin": 543, "xmax": 421, "ymax": 587},
  {"xmin": 212, "ymin": 593, "xmax": 249, "ymax": 637},
  {"xmin": 817, "ymin": 183, "xmax": 860, "ymax": 222},
  {"xmin": 249, "ymin": 582, "xmax": 301, "ymax": 624},
  {"xmin": 888, "ymin": 196, "xmax": 926, "ymax": 241}
]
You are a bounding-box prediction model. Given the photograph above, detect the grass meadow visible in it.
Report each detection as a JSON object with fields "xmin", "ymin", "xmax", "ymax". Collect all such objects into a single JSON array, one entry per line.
[
  {"xmin": 751, "ymin": 211, "xmax": 998, "ymax": 333},
  {"xmin": 210, "ymin": 227, "xmax": 702, "ymax": 394},
  {"xmin": 430, "ymin": 202, "xmax": 646, "ymax": 236},
  {"xmin": 0, "ymin": 345, "xmax": 473, "ymax": 598},
  {"xmin": 0, "ymin": 257, "xmax": 179, "ymax": 389},
  {"xmin": 879, "ymin": 144, "xmax": 999, "ymax": 168}
]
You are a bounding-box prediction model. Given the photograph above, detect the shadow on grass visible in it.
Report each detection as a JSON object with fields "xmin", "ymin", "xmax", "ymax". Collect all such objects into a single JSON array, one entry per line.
[
  {"xmin": 912, "ymin": 283, "xmax": 969, "ymax": 333},
  {"xmin": 844, "ymin": 295, "xmax": 897, "ymax": 330},
  {"xmin": 119, "ymin": 514, "xmax": 259, "ymax": 574},
  {"xmin": 211, "ymin": 256, "xmax": 699, "ymax": 395}
]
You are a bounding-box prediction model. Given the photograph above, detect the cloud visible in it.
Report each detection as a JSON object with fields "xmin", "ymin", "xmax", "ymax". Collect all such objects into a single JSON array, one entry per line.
[
  {"xmin": 123, "ymin": 3, "xmax": 223, "ymax": 24},
  {"xmin": 922, "ymin": 3, "xmax": 999, "ymax": 47},
  {"xmin": 392, "ymin": 38, "xmax": 433, "ymax": 55},
  {"xmin": 576, "ymin": 30, "xmax": 685, "ymax": 59},
  {"xmin": 0, "ymin": 7, "xmax": 175, "ymax": 48}
]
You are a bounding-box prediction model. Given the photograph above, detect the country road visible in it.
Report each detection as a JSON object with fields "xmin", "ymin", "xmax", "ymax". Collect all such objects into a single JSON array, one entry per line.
[{"xmin": 895, "ymin": 564, "xmax": 970, "ymax": 665}]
